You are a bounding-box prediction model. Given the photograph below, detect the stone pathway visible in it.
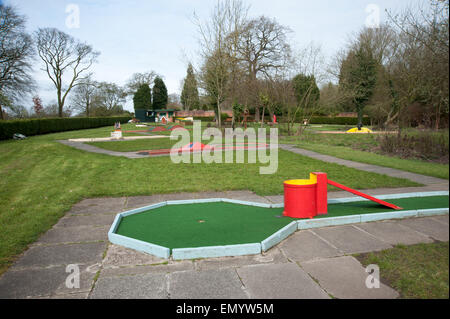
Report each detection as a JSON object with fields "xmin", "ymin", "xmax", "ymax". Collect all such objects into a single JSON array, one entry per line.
[
  {"xmin": 0, "ymin": 191, "xmax": 448, "ymax": 299},
  {"xmin": 279, "ymin": 144, "xmax": 447, "ymax": 186}
]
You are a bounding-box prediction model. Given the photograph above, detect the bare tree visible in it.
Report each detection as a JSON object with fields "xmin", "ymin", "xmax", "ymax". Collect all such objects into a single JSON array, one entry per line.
[
  {"xmin": 234, "ymin": 15, "xmax": 292, "ymax": 121},
  {"xmin": 125, "ymin": 71, "xmax": 159, "ymax": 96},
  {"xmin": 386, "ymin": 0, "xmax": 449, "ymax": 130},
  {"xmin": 194, "ymin": 0, "xmax": 248, "ymax": 127},
  {"xmin": 95, "ymin": 82, "xmax": 126, "ymax": 112},
  {"xmin": 281, "ymin": 44, "xmax": 325, "ymax": 135},
  {"xmin": 0, "ymin": 5, "xmax": 35, "ymax": 119},
  {"xmin": 35, "ymin": 28, "xmax": 99, "ymax": 117},
  {"xmin": 69, "ymin": 75, "xmax": 98, "ymax": 116}
]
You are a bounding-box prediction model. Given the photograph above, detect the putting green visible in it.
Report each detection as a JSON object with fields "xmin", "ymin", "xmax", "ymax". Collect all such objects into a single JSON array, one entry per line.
[{"xmin": 115, "ymin": 196, "xmax": 448, "ymax": 249}]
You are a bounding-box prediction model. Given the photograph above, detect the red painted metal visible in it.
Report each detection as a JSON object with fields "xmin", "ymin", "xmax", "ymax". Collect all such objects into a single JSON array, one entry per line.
[
  {"xmin": 283, "ymin": 183, "xmax": 317, "ymax": 219},
  {"xmin": 327, "ymin": 179, "xmax": 402, "ymax": 210},
  {"xmin": 313, "ymin": 172, "xmax": 328, "ymax": 215}
]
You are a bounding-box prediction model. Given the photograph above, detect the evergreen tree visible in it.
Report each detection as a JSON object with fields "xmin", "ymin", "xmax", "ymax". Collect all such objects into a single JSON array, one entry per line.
[
  {"xmin": 339, "ymin": 47, "xmax": 377, "ymax": 127},
  {"xmin": 292, "ymin": 74, "xmax": 320, "ymax": 108},
  {"xmin": 133, "ymin": 83, "xmax": 152, "ymax": 111},
  {"xmin": 152, "ymin": 77, "xmax": 168, "ymax": 109},
  {"xmin": 180, "ymin": 63, "xmax": 200, "ymax": 110}
]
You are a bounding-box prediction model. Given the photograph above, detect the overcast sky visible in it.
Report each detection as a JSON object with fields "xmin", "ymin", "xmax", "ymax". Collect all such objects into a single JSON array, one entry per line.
[{"xmin": 5, "ymin": 0, "xmax": 423, "ymax": 112}]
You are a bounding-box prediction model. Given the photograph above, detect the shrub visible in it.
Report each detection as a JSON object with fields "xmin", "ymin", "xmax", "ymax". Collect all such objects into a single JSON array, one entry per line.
[
  {"xmin": 221, "ymin": 113, "xmax": 229, "ymax": 123},
  {"xmin": 378, "ymin": 131, "xmax": 449, "ymax": 161},
  {"xmin": 0, "ymin": 116, "xmax": 131, "ymax": 140},
  {"xmin": 308, "ymin": 116, "xmax": 371, "ymax": 126}
]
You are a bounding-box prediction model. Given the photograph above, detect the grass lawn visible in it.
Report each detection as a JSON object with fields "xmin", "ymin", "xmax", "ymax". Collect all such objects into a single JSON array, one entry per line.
[
  {"xmin": 356, "ymin": 242, "xmax": 449, "ymax": 299},
  {"xmin": 0, "ymin": 124, "xmax": 420, "ymax": 275},
  {"xmin": 281, "ymin": 129, "xmax": 449, "ymax": 180}
]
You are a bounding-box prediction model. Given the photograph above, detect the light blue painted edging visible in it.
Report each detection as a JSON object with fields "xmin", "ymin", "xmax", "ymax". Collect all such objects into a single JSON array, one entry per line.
[
  {"xmin": 297, "ymin": 215, "xmax": 361, "ymax": 230},
  {"xmin": 172, "ymin": 243, "xmax": 261, "ymax": 260},
  {"xmin": 417, "ymin": 208, "xmax": 449, "ymax": 217},
  {"xmin": 108, "ymin": 233, "xmax": 170, "ymax": 259},
  {"xmin": 120, "ymin": 202, "xmax": 167, "ymax": 217},
  {"xmin": 297, "ymin": 208, "xmax": 449, "ymax": 230},
  {"xmin": 261, "ymin": 221, "xmax": 298, "ymax": 252},
  {"xmin": 166, "ymin": 198, "xmax": 224, "ymax": 205},
  {"xmin": 108, "ymin": 192, "xmax": 448, "ymax": 260},
  {"xmin": 221, "ymin": 198, "xmax": 272, "ymax": 208}
]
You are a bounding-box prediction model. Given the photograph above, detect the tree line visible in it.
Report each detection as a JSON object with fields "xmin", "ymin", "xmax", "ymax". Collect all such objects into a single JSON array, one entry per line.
[
  {"xmin": 1, "ymin": 1, "xmax": 448, "ymax": 131},
  {"xmin": 0, "ymin": 4, "xmax": 172, "ymax": 120},
  {"xmin": 179, "ymin": 0, "xmax": 448, "ymax": 131}
]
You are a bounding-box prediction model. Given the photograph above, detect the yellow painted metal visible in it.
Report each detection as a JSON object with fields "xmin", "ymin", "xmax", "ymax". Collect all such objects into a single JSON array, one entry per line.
[{"xmin": 284, "ymin": 173, "xmax": 318, "ymax": 186}]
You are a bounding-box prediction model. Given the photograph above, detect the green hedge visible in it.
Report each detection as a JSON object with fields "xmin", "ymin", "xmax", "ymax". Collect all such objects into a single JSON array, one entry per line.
[
  {"xmin": 191, "ymin": 115, "xmax": 370, "ymax": 125},
  {"xmin": 0, "ymin": 116, "xmax": 131, "ymax": 140},
  {"xmin": 308, "ymin": 116, "xmax": 371, "ymax": 125}
]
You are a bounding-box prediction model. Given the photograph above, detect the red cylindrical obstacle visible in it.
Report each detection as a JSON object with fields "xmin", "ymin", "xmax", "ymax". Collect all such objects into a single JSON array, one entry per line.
[
  {"xmin": 283, "ymin": 172, "xmax": 328, "ymax": 219},
  {"xmin": 283, "ymin": 178, "xmax": 318, "ymax": 219}
]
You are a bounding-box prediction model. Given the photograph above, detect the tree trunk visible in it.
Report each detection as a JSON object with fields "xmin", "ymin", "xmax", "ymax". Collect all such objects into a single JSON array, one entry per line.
[
  {"xmin": 255, "ymin": 106, "xmax": 260, "ymax": 123},
  {"xmin": 216, "ymin": 98, "xmax": 221, "ymax": 128},
  {"xmin": 0, "ymin": 104, "xmax": 4, "ymax": 120},
  {"xmin": 58, "ymin": 90, "xmax": 63, "ymax": 117},
  {"xmin": 435, "ymin": 103, "xmax": 441, "ymax": 131},
  {"xmin": 357, "ymin": 105, "xmax": 363, "ymax": 129},
  {"xmin": 260, "ymin": 106, "xmax": 265, "ymax": 128}
]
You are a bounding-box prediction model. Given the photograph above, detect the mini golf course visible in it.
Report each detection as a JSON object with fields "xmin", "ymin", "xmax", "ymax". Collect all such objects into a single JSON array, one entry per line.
[
  {"xmin": 109, "ymin": 194, "xmax": 449, "ymax": 260},
  {"xmin": 135, "ymin": 142, "xmax": 269, "ymax": 156}
]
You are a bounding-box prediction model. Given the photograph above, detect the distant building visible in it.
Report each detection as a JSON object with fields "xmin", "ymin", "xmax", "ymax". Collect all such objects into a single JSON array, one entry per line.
[{"xmin": 134, "ymin": 109, "xmax": 176, "ymax": 123}]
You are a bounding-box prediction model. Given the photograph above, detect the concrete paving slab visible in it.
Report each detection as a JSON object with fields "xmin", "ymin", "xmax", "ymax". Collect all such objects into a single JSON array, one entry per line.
[
  {"xmin": 195, "ymin": 247, "xmax": 287, "ymax": 271},
  {"xmin": 279, "ymin": 230, "xmax": 342, "ymax": 262},
  {"xmin": 35, "ymin": 225, "xmax": 109, "ymax": 244},
  {"xmin": 237, "ymin": 262, "xmax": 329, "ymax": 299},
  {"xmin": 0, "ymin": 266, "xmax": 68, "ymax": 298},
  {"xmin": 300, "ymin": 256, "xmax": 399, "ymax": 299},
  {"xmin": 169, "ymin": 269, "xmax": 247, "ymax": 299},
  {"xmin": 432, "ymin": 214, "xmax": 449, "ymax": 225},
  {"xmin": 312, "ymin": 225, "xmax": 392, "ymax": 254},
  {"xmin": 54, "ymin": 213, "xmax": 116, "ymax": 228},
  {"xmin": 263, "ymin": 195, "xmax": 284, "ymax": 204},
  {"xmin": 48, "ymin": 292, "xmax": 89, "ymax": 299},
  {"xmin": 90, "ymin": 273, "xmax": 167, "ymax": 299},
  {"xmin": 13, "ymin": 242, "xmax": 107, "ymax": 270},
  {"xmin": 397, "ymin": 217, "xmax": 449, "ymax": 241},
  {"xmin": 100, "ymin": 260, "xmax": 195, "ymax": 277},
  {"xmin": 69, "ymin": 197, "xmax": 126, "ymax": 214},
  {"xmin": 355, "ymin": 221, "xmax": 433, "ymax": 246},
  {"xmin": 102, "ymin": 244, "xmax": 168, "ymax": 268}
]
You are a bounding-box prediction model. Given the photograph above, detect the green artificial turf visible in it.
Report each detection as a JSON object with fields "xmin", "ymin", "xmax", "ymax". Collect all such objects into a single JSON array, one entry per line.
[{"xmin": 115, "ymin": 196, "xmax": 448, "ymax": 249}]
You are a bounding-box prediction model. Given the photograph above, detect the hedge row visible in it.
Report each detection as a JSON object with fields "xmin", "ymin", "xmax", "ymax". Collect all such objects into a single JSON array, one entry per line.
[
  {"xmin": 0, "ymin": 116, "xmax": 131, "ymax": 140},
  {"xmin": 309, "ymin": 116, "xmax": 371, "ymax": 125}
]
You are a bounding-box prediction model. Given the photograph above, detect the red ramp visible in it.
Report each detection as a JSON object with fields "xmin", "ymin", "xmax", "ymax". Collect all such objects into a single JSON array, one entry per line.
[{"xmin": 327, "ymin": 179, "xmax": 402, "ymax": 210}]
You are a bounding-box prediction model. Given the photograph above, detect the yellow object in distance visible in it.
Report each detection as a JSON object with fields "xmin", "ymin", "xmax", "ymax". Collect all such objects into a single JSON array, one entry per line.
[{"xmin": 346, "ymin": 127, "xmax": 373, "ymax": 133}]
